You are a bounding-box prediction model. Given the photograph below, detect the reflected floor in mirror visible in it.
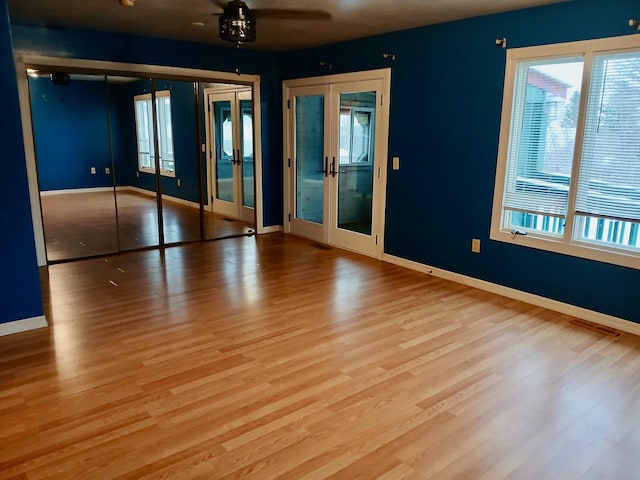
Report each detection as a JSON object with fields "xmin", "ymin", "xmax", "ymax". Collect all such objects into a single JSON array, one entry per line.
[{"xmin": 40, "ymin": 190, "xmax": 253, "ymax": 261}]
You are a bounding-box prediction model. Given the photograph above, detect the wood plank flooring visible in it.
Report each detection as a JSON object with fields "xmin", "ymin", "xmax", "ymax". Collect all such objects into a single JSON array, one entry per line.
[
  {"xmin": 2, "ymin": 233, "xmax": 640, "ymax": 479},
  {"xmin": 40, "ymin": 190, "xmax": 253, "ymax": 262}
]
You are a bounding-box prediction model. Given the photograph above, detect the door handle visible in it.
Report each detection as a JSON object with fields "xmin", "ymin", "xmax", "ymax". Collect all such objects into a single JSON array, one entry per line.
[
  {"xmin": 330, "ymin": 157, "xmax": 337, "ymax": 177},
  {"xmin": 317, "ymin": 156, "xmax": 329, "ymax": 177},
  {"xmin": 236, "ymin": 149, "xmax": 242, "ymax": 165}
]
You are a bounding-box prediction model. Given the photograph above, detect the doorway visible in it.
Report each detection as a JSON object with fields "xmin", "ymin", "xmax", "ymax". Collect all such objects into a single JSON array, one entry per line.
[{"xmin": 283, "ymin": 70, "xmax": 391, "ymax": 258}]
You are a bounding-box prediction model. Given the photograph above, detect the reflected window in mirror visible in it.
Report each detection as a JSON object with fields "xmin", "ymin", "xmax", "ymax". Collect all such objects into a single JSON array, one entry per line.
[{"xmin": 134, "ymin": 90, "xmax": 175, "ymax": 176}]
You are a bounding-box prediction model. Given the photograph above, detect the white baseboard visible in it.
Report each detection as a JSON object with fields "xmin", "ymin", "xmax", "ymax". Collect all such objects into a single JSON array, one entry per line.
[
  {"xmin": 41, "ymin": 186, "xmax": 213, "ymax": 212},
  {"xmin": 0, "ymin": 315, "xmax": 48, "ymax": 336},
  {"xmin": 118, "ymin": 186, "xmax": 201, "ymax": 210},
  {"xmin": 258, "ymin": 225, "xmax": 283, "ymax": 234},
  {"xmin": 40, "ymin": 187, "xmax": 114, "ymax": 196},
  {"xmin": 382, "ymin": 253, "xmax": 640, "ymax": 337}
]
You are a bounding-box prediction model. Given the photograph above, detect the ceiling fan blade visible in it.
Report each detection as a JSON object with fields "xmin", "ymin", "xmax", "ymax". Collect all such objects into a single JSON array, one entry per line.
[{"xmin": 252, "ymin": 9, "xmax": 331, "ymax": 21}]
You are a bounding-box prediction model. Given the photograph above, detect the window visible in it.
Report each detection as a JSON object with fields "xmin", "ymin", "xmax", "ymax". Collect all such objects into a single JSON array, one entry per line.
[
  {"xmin": 134, "ymin": 91, "xmax": 175, "ymax": 176},
  {"xmin": 491, "ymin": 36, "xmax": 640, "ymax": 269},
  {"xmin": 339, "ymin": 107, "xmax": 374, "ymax": 164}
]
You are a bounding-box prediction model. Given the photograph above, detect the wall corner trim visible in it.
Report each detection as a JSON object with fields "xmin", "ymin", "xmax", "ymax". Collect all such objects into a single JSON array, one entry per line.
[
  {"xmin": 0, "ymin": 315, "xmax": 48, "ymax": 337},
  {"xmin": 382, "ymin": 253, "xmax": 640, "ymax": 337}
]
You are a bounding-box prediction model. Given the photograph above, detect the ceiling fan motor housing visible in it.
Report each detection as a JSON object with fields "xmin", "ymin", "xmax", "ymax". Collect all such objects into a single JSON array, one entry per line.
[{"xmin": 219, "ymin": 0, "xmax": 256, "ymax": 44}]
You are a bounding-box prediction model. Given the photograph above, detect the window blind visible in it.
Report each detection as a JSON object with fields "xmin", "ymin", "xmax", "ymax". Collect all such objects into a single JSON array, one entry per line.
[
  {"xmin": 575, "ymin": 52, "xmax": 640, "ymax": 222},
  {"xmin": 503, "ymin": 59, "xmax": 584, "ymax": 218}
]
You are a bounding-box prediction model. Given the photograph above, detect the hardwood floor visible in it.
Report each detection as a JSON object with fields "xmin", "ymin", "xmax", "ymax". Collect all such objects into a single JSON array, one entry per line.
[
  {"xmin": 2, "ymin": 233, "xmax": 640, "ymax": 479},
  {"xmin": 40, "ymin": 190, "xmax": 254, "ymax": 262}
]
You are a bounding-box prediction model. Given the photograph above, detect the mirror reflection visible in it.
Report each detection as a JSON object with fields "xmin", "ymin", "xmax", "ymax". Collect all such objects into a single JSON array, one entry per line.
[
  {"xmin": 30, "ymin": 72, "xmax": 119, "ymax": 262},
  {"xmin": 107, "ymin": 76, "xmax": 161, "ymax": 251},
  {"xmin": 202, "ymin": 83, "xmax": 255, "ymax": 240},
  {"xmin": 28, "ymin": 71, "xmax": 256, "ymax": 263}
]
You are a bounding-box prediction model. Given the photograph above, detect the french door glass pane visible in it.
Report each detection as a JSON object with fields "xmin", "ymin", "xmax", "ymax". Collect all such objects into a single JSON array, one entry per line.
[
  {"xmin": 337, "ymin": 91, "xmax": 376, "ymax": 235},
  {"xmin": 240, "ymin": 99, "xmax": 254, "ymax": 208},
  {"xmin": 213, "ymin": 100, "xmax": 234, "ymax": 202},
  {"xmin": 295, "ymin": 95, "xmax": 325, "ymax": 224}
]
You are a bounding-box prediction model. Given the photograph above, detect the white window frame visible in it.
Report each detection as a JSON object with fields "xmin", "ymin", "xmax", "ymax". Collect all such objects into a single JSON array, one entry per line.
[
  {"xmin": 491, "ymin": 34, "xmax": 640, "ymax": 270},
  {"xmin": 133, "ymin": 90, "xmax": 175, "ymax": 177}
]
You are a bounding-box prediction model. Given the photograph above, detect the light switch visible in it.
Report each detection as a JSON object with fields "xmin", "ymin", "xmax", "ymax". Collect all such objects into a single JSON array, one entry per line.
[
  {"xmin": 392, "ymin": 157, "xmax": 400, "ymax": 170},
  {"xmin": 105, "ymin": 167, "xmax": 110, "ymax": 174},
  {"xmin": 90, "ymin": 167, "xmax": 96, "ymax": 174}
]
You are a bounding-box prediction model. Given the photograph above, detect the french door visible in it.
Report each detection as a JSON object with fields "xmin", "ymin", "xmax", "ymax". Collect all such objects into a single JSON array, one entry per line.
[
  {"xmin": 206, "ymin": 88, "xmax": 254, "ymax": 223},
  {"xmin": 285, "ymin": 71, "xmax": 390, "ymax": 257}
]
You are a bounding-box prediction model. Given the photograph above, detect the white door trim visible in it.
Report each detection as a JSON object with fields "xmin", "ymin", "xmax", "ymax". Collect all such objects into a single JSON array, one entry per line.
[{"xmin": 283, "ymin": 68, "xmax": 391, "ymax": 259}]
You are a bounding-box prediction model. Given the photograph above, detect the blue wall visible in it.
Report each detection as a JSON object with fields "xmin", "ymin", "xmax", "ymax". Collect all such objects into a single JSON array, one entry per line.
[
  {"xmin": 29, "ymin": 76, "xmax": 113, "ymax": 191},
  {"xmin": 280, "ymin": 0, "xmax": 640, "ymax": 323},
  {"xmin": 0, "ymin": 0, "xmax": 43, "ymax": 325}
]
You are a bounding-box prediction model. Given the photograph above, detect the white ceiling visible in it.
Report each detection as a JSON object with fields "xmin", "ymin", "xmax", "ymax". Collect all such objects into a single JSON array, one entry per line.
[{"xmin": 9, "ymin": 0, "xmax": 565, "ymax": 52}]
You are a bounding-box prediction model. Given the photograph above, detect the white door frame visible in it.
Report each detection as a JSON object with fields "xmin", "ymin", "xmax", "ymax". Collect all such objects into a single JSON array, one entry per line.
[
  {"xmin": 282, "ymin": 68, "xmax": 391, "ymax": 259},
  {"xmin": 14, "ymin": 55, "xmax": 264, "ymax": 266}
]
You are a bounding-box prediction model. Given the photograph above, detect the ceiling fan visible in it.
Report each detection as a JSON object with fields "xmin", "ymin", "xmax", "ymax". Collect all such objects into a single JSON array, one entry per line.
[{"xmin": 213, "ymin": 0, "xmax": 331, "ymax": 46}]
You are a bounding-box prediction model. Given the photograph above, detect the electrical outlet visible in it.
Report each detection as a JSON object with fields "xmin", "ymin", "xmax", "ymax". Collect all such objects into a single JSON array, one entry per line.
[
  {"xmin": 392, "ymin": 156, "xmax": 400, "ymax": 170},
  {"xmin": 177, "ymin": 179, "xmax": 181, "ymax": 187},
  {"xmin": 105, "ymin": 167, "xmax": 110, "ymax": 174},
  {"xmin": 90, "ymin": 166, "xmax": 96, "ymax": 174},
  {"xmin": 472, "ymin": 238, "xmax": 481, "ymax": 253}
]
